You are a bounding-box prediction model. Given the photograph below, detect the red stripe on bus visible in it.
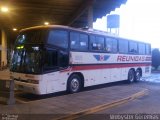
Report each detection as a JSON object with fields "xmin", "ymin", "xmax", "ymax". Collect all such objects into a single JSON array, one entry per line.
[
  {"xmin": 72, "ymin": 63, "xmax": 151, "ymax": 71},
  {"xmin": 60, "ymin": 63, "xmax": 151, "ymax": 72}
]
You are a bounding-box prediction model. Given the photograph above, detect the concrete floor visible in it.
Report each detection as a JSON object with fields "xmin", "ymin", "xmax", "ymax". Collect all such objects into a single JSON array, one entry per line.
[{"xmin": 0, "ymin": 70, "xmax": 160, "ymax": 120}]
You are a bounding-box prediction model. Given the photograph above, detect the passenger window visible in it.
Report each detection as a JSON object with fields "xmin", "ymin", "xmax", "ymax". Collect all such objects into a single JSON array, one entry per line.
[
  {"xmin": 90, "ymin": 35, "xmax": 104, "ymax": 51},
  {"xmin": 118, "ymin": 39, "xmax": 128, "ymax": 53},
  {"xmin": 129, "ymin": 41, "xmax": 138, "ymax": 53},
  {"xmin": 146, "ymin": 44, "xmax": 151, "ymax": 55},
  {"xmin": 112, "ymin": 39, "xmax": 118, "ymax": 53},
  {"xmin": 59, "ymin": 50, "xmax": 68, "ymax": 68},
  {"xmin": 70, "ymin": 32, "xmax": 79, "ymax": 50},
  {"xmin": 138, "ymin": 43, "xmax": 145, "ymax": 54},
  {"xmin": 70, "ymin": 32, "xmax": 88, "ymax": 51},
  {"xmin": 48, "ymin": 30, "xmax": 68, "ymax": 48},
  {"xmin": 44, "ymin": 50, "xmax": 58, "ymax": 71},
  {"xmin": 105, "ymin": 38, "xmax": 112, "ymax": 52},
  {"xmin": 105, "ymin": 37, "xmax": 117, "ymax": 53},
  {"xmin": 79, "ymin": 34, "xmax": 88, "ymax": 50}
]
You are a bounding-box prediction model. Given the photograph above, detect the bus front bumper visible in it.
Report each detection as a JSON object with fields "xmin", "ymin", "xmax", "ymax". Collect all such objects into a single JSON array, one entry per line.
[{"xmin": 15, "ymin": 81, "xmax": 45, "ymax": 95}]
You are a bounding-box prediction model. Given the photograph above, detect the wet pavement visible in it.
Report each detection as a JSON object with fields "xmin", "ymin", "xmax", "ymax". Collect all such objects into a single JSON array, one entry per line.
[
  {"xmin": 142, "ymin": 72, "xmax": 160, "ymax": 83},
  {"xmin": 0, "ymin": 70, "xmax": 160, "ymax": 120},
  {"xmin": 0, "ymin": 83, "xmax": 147, "ymax": 120}
]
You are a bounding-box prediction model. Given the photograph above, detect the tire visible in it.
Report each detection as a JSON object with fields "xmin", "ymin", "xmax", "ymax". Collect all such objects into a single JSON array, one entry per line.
[
  {"xmin": 128, "ymin": 69, "xmax": 135, "ymax": 83},
  {"xmin": 67, "ymin": 74, "xmax": 82, "ymax": 93},
  {"xmin": 135, "ymin": 70, "xmax": 141, "ymax": 82}
]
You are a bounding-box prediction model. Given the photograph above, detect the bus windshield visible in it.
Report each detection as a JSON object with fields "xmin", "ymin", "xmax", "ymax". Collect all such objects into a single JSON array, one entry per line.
[
  {"xmin": 15, "ymin": 29, "xmax": 47, "ymax": 45},
  {"xmin": 10, "ymin": 44, "xmax": 43, "ymax": 74}
]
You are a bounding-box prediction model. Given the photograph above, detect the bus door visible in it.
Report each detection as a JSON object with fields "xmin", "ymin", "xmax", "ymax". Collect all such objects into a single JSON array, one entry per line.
[{"xmin": 42, "ymin": 48, "xmax": 69, "ymax": 93}]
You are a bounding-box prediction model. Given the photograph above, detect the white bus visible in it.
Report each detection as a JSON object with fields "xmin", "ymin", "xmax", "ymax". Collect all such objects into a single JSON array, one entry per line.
[{"xmin": 10, "ymin": 25, "xmax": 151, "ymax": 95}]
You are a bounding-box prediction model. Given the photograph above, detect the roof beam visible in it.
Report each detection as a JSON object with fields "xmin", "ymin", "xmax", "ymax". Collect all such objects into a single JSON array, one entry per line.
[{"xmin": 66, "ymin": 0, "xmax": 95, "ymax": 26}]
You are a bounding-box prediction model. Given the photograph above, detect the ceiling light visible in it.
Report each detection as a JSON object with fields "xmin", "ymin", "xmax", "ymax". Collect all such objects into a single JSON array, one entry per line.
[
  {"xmin": 13, "ymin": 28, "xmax": 17, "ymax": 31},
  {"xmin": 44, "ymin": 22, "xmax": 49, "ymax": 25},
  {"xmin": 1, "ymin": 6, "xmax": 9, "ymax": 13}
]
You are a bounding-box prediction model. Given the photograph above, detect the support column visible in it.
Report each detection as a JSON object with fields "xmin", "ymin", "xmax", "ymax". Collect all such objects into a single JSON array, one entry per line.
[
  {"xmin": 0, "ymin": 29, "xmax": 7, "ymax": 68},
  {"xmin": 87, "ymin": 0, "xmax": 94, "ymax": 28},
  {"xmin": 0, "ymin": 30, "xmax": 1, "ymax": 66}
]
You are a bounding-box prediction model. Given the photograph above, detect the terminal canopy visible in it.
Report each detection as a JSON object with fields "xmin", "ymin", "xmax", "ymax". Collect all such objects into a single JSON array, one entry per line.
[{"xmin": 0, "ymin": 0, "xmax": 127, "ymax": 30}]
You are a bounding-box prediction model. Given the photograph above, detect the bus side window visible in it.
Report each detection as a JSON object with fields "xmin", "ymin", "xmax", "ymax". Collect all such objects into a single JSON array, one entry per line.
[
  {"xmin": 90, "ymin": 36, "xmax": 97, "ymax": 50},
  {"xmin": 138, "ymin": 43, "xmax": 145, "ymax": 55},
  {"xmin": 146, "ymin": 44, "xmax": 151, "ymax": 55},
  {"xmin": 112, "ymin": 39, "xmax": 118, "ymax": 53},
  {"xmin": 70, "ymin": 32, "xmax": 88, "ymax": 51},
  {"xmin": 105, "ymin": 38, "xmax": 112, "ymax": 52},
  {"xmin": 105, "ymin": 38, "xmax": 118, "ymax": 53},
  {"xmin": 79, "ymin": 34, "xmax": 88, "ymax": 51},
  {"xmin": 90, "ymin": 35, "xmax": 104, "ymax": 51},
  {"xmin": 118, "ymin": 39, "xmax": 128, "ymax": 53},
  {"xmin": 48, "ymin": 30, "xmax": 68, "ymax": 49},
  {"xmin": 44, "ymin": 50, "xmax": 58, "ymax": 71},
  {"xmin": 59, "ymin": 50, "xmax": 69, "ymax": 68},
  {"xmin": 129, "ymin": 41, "xmax": 138, "ymax": 54},
  {"xmin": 70, "ymin": 32, "xmax": 79, "ymax": 50}
]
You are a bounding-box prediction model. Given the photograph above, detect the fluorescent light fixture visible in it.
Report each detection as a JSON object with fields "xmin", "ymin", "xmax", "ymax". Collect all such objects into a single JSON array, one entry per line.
[
  {"xmin": 44, "ymin": 22, "xmax": 49, "ymax": 25},
  {"xmin": 1, "ymin": 6, "xmax": 9, "ymax": 12}
]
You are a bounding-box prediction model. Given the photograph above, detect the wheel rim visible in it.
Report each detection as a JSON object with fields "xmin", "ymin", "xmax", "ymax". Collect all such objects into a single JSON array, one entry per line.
[
  {"xmin": 71, "ymin": 78, "xmax": 79, "ymax": 92},
  {"xmin": 136, "ymin": 71, "xmax": 141, "ymax": 81},
  {"xmin": 129, "ymin": 71, "xmax": 134, "ymax": 82}
]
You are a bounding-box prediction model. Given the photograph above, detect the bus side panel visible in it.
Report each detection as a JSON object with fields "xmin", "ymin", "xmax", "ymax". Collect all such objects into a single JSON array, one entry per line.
[
  {"xmin": 82, "ymin": 70, "xmax": 97, "ymax": 87},
  {"xmin": 82, "ymin": 69, "xmax": 111, "ymax": 87},
  {"xmin": 121, "ymin": 68, "xmax": 128, "ymax": 81},
  {"xmin": 94, "ymin": 69, "xmax": 105, "ymax": 85},
  {"xmin": 42, "ymin": 71, "xmax": 68, "ymax": 94},
  {"xmin": 110, "ymin": 68, "xmax": 122, "ymax": 82},
  {"xmin": 100, "ymin": 69, "xmax": 111, "ymax": 84},
  {"xmin": 141, "ymin": 66, "xmax": 151, "ymax": 77},
  {"xmin": 81, "ymin": 69, "xmax": 110, "ymax": 87},
  {"xmin": 82, "ymin": 67, "xmax": 124, "ymax": 87}
]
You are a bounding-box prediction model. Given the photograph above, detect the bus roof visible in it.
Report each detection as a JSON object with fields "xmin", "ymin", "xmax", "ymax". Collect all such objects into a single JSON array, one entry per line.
[
  {"xmin": 20, "ymin": 25, "xmax": 150, "ymax": 45},
  {"xmin": 20, "ymin": 25, "xmax": 116, "ymax": 37}
]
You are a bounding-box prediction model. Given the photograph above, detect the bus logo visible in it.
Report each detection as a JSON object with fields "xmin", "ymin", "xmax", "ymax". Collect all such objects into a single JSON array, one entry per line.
[{"xmin": 94, "ymin": 55, "xmax": 110, "ymax": 61}]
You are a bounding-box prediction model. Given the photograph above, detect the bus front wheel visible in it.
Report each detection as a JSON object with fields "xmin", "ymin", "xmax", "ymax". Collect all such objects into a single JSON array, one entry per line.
[{"xmin": 67, "ymin": 74, "xmax": 82, "ymax": 93}]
